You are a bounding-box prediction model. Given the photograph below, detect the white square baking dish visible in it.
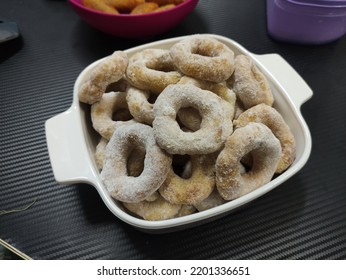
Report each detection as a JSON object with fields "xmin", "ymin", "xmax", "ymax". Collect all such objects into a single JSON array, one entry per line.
[{"xmin": 45, "ymin": 34, "xmax": 312, "ymax": 233}]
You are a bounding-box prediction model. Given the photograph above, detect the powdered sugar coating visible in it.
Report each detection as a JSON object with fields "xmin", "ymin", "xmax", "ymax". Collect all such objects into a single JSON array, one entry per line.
[
  {"xmin": 101, "ymin": 123, "xmax": 172, "ymax": 203},
  {"xmin": 91, "ymin": 91, "xmax": 137, "ymax": 140},
  {"xmin": 170, "ymin": 35, "xmax": 234, "ymax": 83},
  {"xmin": 79, "ymin": 51, "xmax": 128, "ymax": 104},
  {"xmin": 153, "ymin": 84, "xmax": 228, "ymax": 155},
  {"xmin": 126, "ymin": 86, "xmax": 155, "ymax": 125},
  {"xmin": 234, "ymin": 103, "xmax": 296, "ymax": 173},
  {"xmin": 177, "ymin": 76, "xmax": 235, "ymax": 135},
  {"xmin": 231, "ymin": 55, "xmax": 274, "ymax": 109},
  {"xmin": 126, "ymin": 48, "xmax": 182, "ymax": 94},
  {"xmin": 216, "ymin": 122, "xmax": 281, "ymax": 201}
]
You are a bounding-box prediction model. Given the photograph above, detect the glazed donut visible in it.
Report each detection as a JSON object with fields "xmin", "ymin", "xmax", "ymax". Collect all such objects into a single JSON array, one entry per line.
[
  {"xmin": 123, "ymin": 195, "xmax": 182, "ymax": 221},
  {"xmin": 153, "ymin": 84, "xmax": 228, "ymax": 155},
  {"xmin": 159, "ymin": 154, "xmax": 215, "ymax": 205},
  {"xmin": 126, "ymin": 87, "xmax": 155, "ymax": 125},
  {"xmin": 177, "ymin": 76, "xmax": 235, "ymax": 132},
  {"xmin": 91, "ymin": 91, "xmax": 137, "ymax": 140},
  {"xmin": 170, "ymin": 35, "xmax": 235, "ymax": 83},
  {"xmin": 216, "ymin": 122, "xmax": 281, "ymax": 201},
  {"xmin": 230, "ymin": 54, "xmax": 274, "ymax": 109},
  {"xmin": 234, "ymin": 103, "xmax": 296, "ymax": 173},
  {"xmin": 126, "ymin": 48, "xmax": 182, "ymax": 94},
  {"xmin": 101, "ymin": 123, "xmax": 172, "ymax": 203},
  {"xmin": 79, "ymin": 51, "xmax": 128, "ymax": 104}
]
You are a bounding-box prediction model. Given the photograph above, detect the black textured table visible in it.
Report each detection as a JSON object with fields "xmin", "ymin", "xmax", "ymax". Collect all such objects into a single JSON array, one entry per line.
[{"xmin": 1, "ymin": 0, "xmax": 346, "ymax": 260}]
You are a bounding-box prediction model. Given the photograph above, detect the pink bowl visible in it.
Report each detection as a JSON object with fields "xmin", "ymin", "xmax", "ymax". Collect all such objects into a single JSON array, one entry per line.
[{"xmin": 68, "ymin": 0, "xmax": 199, "ymax": 38}]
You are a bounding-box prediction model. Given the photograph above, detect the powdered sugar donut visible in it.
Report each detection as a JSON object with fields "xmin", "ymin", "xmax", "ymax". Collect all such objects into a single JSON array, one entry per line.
[
  {"xmin": 126, "ymin": 48, "xmax": 182, "ymax": 94},
  {"xmin": 91, "ymin": 91, "xmax": 137, "ymax": 140},
  {"xmin": 153, "ymin": 84, "xmax": 228, "ymax": 155},
  {"xmin": 101, "ymin": 123, "xmax": 172, "ymax": 203},
  {"xmin": 216, "ymin": 122, "xmax": 281, "ymax": 201},
  {"xmin": 231, "ymin": 54, "xmax": 274, "ymax": 109},
  {"xmin": 170, "ymin": 35, "xmax": 235, "ymax": 83},
  {"xmin": 79, "ymin": 51, "xmax": 128, "ymax": 104},
  {"xmin": 126, "ymin": 87, "xmax": 155, "ymax": 125},
  {"xmin": 234, "ymin": 103, "xmax": 296, "ymax": 173},
  {"xmin": 177, "ymin": 76, "xmax": 235, "ymax": 133}
]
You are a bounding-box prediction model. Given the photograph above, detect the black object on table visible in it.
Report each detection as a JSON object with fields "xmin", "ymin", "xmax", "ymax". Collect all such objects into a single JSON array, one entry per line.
[{"xmin": 1, "ymin": 0, "xmax": 346, "ymax": 260}]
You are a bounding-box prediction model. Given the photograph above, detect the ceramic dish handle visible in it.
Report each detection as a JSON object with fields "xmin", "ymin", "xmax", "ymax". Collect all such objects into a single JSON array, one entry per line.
[
  {"xmin": 254, "ymin": 53, "xmax": 313, "ymax": 108},
  {"xmin": 45, "ymin": 107, "xmax": 97, "ymax": 185}
]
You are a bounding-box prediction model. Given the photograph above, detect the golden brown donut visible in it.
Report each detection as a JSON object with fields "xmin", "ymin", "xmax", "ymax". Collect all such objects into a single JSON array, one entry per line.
[
  {"xmin": 82, "ymin": 0, "xmax": 119, "ymax": 14},
  {"xmin": 126, "ymin": 49, "xmax": 182, "ymax": 94},
  {"xmin": 170, "ymin": 35, "xmax": 235, "ymax": 83},
  {"xmin": 151, "ymin": 0, "xmax": 184, "ymax": 5},
  {"xmin": 154, "ymin": 4, "xmax": 176, "ymax": 12},
  {"xmin": 78, "ymin": 51, "xmax": 128, "ymax": 104},
  {"xmin": 105, "ymin": 0, "xmax": 144, "ymax": 11},
  {"xmin": 159, "ymin": 154, "xmax": 215, "ymax": 205},
  {"xmin": 130, "ymin": 2, "xmax": 159, "ymax": 14},
  {"xmin": 153, "ymin": 84, "xmax": 228, "ymax": 155},
  {"xmin": 233, "ymin": 103, "xmax": 296, "ymax": 173},
  {"xmin": 91, "ymin": 91, "xmax": 137, "ymax": 140},
  {"xmin": 216, "ymin": 122, "xmax": 281, "ymax": 201},
  {"xmin": 230, "ymin": 54, "xmax": 274, "ymax": 109},
  {"xmin": 101, "ymin": 123, "xmax": 172, "ymax": 203}
]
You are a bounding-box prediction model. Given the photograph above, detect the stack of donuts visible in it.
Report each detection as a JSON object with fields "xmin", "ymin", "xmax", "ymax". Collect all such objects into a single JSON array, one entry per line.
[{"xmin": 78, "ymin": 35, "xmax": 296, "ymax": 221}]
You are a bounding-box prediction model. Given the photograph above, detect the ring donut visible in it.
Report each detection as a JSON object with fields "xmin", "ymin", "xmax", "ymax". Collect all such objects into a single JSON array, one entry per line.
[
  {"xmin": 177, "ymin": 76, "xmax": 235, "ymax": 133},
  {"xmin": 91, "ymin": 91, "xmax": 137, "ymax": 140},
  {"xmin": 230, "ymin": 54, "xmax": 274, "ymax": 109},
  {"xmin": 216, "ymin": 122, "xmax": 281, "ymax": 201},
  {"xmin": 153, "ymin": 84, "xmax": 228, "ymax": 155},
  {"xmin": 126, "ymin": 86, "xmax": 155, "ymax": 125},
  {"xmin": 159, "ymin": 154, "xmax": 215, "ymax": 205},
  {"xmin": 126, "ymin": 48, "xmax": 182, "ymax": 94},
  {"xmin": 101, "ymin": 123, "xmax": 172, "ymax": 203},
  {"xmin": 234, "ymin": 103, "xmax": 296, "ymax": 173},
  {"xmin": 79, "ymin": 51, "xmax": 128, "ymax": 104},
  {"xmin": 170, "ymin": 35, "xmax": 235, "ymax": 83}
]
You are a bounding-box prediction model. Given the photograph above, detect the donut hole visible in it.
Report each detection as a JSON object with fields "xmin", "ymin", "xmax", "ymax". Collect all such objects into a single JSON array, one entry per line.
[
  {"xmin": 146, "ymin": 61, "xmax": 176, "ymax": 73},
  {"xmin": 177, "ymin": 107, "xmax": 202, "ymax": 131},
  {"xmin": 191, "ymin": 46, "xmax": 216, "ymax": 58},
  {"xmin": 147, "ymin": 92, "xmax": 158, "ymax": 104},
  {"xmin": 172, "ymin": 154, "xmax": 191, "ymax": 178},
  {"xmin": 112, "ymin": 108, "xmax": 133, "ymax": 122},
  {"xmin": 240, "ymin": 153, "xmax": 253, "ymax": 172},
  {"xmin": 105, "ymin": 79, "xmax": 129, "ymax": 93},
  {"xmin": 126, "ymin": 146, "xmax": 145, "ymax": 177}
]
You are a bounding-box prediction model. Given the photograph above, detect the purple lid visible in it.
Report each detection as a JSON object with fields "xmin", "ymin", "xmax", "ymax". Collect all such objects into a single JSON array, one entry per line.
[{"xmin": 287, "ymin": 0, "xmax": 346, "ymax": 7}]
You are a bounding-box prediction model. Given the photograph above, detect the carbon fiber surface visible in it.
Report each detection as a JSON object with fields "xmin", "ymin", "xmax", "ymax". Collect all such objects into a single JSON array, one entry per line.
[{"xmin": 1, "ymin": 0, "xmax": 346, "ymax": 260}]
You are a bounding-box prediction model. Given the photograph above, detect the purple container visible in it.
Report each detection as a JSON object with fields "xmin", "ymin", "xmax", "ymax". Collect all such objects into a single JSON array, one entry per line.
[{"xmin": 267, "ymin": 0, "xmax": 346, "ymax": 44}]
